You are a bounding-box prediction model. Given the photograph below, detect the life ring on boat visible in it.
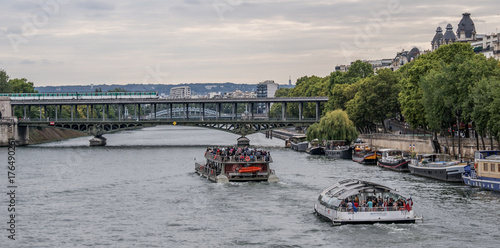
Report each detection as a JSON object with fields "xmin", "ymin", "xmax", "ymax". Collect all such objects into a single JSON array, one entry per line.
[
  {"xmin": 214, "ymin": 155, "xmax": 218, "ymax": 159},
  {"xmin": 474, "ymin": 163, "xmax": 477, "ymax": 169},
  {"xmin": 245, "ymin": 156, "xmax": 251, "ymax": 162}
]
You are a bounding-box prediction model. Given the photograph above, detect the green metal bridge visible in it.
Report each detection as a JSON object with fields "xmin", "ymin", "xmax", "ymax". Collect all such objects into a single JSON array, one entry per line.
[{"xmin": 12, "ymin": 97, "xmax": 329, "ymax": 137}]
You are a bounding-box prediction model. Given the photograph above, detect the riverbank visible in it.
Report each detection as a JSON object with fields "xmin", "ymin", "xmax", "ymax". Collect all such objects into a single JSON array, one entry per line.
[
  {"xmin": 271, "ymin": 129, "xmax": 499, "ymax": 160},
  {"xmin": 28, "ymin": 127, "xmax": 88, "ymax": 145}
]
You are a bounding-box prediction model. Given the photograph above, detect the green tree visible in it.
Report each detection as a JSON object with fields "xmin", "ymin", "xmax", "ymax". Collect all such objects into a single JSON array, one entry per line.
[
  {"xmin": 326, "ymin": 60, "xmax": 374, "ymax": 112},
  {"xmin": 345, "ymin": 69, "xmax": 401, "ymax": 132},
  {"xmin": 398, "ymin": 43, "xmax": 476, "ymax": 129},
  {"xmin": 306, "ymin": 109, "xmax": 358, "ymax": 143},
  {"xmin": 0, "ymin": 69, "xmax": 12, "ymax": 93},
  {"xmin": 345, "ymin": 60, "xmax": 375, "ymax": 79},
  {"xmin": 472, "ymin": 75, "xmax": 500, "ymax": 143},
  {"xmin": 9, "ymin": 78, "xmax": 37, "ymax": 93},
  {"xmin": 418, "ymin": 47, "xmax": 498, "ymax": 137}
]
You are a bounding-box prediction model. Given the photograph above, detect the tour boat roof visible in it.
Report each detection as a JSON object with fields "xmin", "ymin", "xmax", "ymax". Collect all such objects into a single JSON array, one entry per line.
[{"xmin": 320, "ymin": 179, "xmax": 400, "ymax": 199}]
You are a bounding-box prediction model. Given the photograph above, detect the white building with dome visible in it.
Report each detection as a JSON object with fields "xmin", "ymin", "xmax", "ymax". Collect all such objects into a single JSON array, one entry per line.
[{"xmin": 431, "ymin": 13, "xmax": 499, "ymax": 60}]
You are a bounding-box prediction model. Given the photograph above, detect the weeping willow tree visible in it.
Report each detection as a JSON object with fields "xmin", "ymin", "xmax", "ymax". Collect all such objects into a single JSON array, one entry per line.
[{"xmin": 306, "ymin": 109, "xmax": 358, "ymax": 143}]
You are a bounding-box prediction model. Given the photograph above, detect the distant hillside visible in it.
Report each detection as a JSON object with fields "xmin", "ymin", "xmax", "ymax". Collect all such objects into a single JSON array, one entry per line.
[{"xmin": 35, "ymin": 83, "xmax": 263, "ymax": 96}]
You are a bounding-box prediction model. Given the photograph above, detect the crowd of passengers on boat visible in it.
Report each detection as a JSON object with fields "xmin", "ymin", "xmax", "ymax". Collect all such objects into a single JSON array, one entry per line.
[
  {"xmin": 338, "ymin": 197, "xmax": 412, "ymax": 212},
  {"xmin": 205, "ymin": 146, "xmax": 271, "ymax": 162},
  {"xmin": 321, "ymin": 194, "xmax": 413, "ymax": 212}
]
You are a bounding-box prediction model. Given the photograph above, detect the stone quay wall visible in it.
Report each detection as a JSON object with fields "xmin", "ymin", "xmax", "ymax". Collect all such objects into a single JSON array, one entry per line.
[{"xmin": 360, "ymin": 133, "xmax": 499, "ymax": 160}]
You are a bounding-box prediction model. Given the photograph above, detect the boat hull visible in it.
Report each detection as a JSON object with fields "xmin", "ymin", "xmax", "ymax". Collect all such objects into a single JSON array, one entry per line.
[
  {"xmin": 352, "ymin": 155, "xmax": 378, "ymax": 165},
  {"xmin": 463, "ymin": 176, "xmax": 500, "ymax": 192},
  {"xmin": 408, "ymin": 164, "xmax": 464, "ymax": 182},
  {"xmin": 307, "ymin": 147, "xmax": 325, "ymax": 155},
  {"xmin": 314, "ymin": 203, "xmax": 416, "ymax": 225},
  {"xmin": 377, "ymin": 160, "xmax": 410, "ymax": 172},
  {"xmin": 195, "ymin": 163, "xmax": 274, "ymax": 183},
  {"xmin": 325, "ymin": 147, "xmax": 352, "ymax": 159},
  {"xmin": 291, "ymin": 142, "xmax": 308, "ymax": 152}
]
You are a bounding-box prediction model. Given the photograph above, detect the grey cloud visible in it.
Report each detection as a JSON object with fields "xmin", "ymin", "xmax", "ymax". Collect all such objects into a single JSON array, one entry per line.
[
  {"xmin": 0, "ymin": 0, "xmax": 499, "ymax": 86},
  {"xmin": 76, "ymin": 1, "xmax": 115, "ymax": 11},
  {"xmin": 20, "ymin": 60, "xmax": 36, "ymax": 65},
  {"xmin": 184, "ymin": 0, "xmax": 202, "ymax": 5}
]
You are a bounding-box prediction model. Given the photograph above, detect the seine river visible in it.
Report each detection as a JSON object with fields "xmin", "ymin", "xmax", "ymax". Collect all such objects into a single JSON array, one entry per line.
[{"xmin": 2, "ymin": 126, "xmax": 500, "ymax": 247}]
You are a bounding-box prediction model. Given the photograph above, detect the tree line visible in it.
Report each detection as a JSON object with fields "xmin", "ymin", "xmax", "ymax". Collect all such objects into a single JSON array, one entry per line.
[{"xmin": 272, "ymin": 43, "xmax": 500, "ymax": 144}]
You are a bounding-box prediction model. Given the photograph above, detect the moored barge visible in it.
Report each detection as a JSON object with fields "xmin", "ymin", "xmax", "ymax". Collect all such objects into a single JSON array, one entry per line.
[
  {"xmin": 462, "ymin": 150, "xmax": 500, "ymax": 191},
  {"xmin": 408, "ymin": 154, "xmax": 466, "ymax": 182},
  {"xmin": 377, "ymin": 149, "xmax": 411, "ymax": 172},
  {"xmin": 352, "ymin": 143, "xmax": 380, "ymax": 165},
  {"xmin": 324, "ymin": 140, "xmax": 353, "ymax": 159}
]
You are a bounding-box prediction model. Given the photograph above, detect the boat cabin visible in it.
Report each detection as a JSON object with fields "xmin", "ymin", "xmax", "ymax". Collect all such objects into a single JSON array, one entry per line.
[
  {"xmin": 353, "ymin": 143, "xmax": 371, "ymax": 153},
  {"xmin": 412, "ymin": 154, "xmax": 456, "ymax": 166},
  {"xmin": 379, "ymin": 149, "xmax": 411, "ymax": 162},
  {"xmin": 474, "ymin": 151, "xmax": 500, "ymax": 178},
  {"xmin": 318, "ymin": 179, "xmax": 411, "ymax": 212},
  {"xmin": 326, "ymin": 140, "xmax": 349, "ymax": 149}
]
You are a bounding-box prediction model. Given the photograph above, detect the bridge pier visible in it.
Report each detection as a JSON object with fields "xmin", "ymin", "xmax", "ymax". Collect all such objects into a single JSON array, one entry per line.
[
  {"xmin": 89, "ymin": 135, "xmax": 107, "ymax": 146},
  {"xmin": 0, "ymin": 97, "xmax": 29, "ymax": 146}
]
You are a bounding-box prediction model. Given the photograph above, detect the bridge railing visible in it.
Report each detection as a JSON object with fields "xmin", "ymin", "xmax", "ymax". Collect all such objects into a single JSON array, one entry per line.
[{"xmin": 17, "ymin": 117, "xmax": 319, "ymax": 122}]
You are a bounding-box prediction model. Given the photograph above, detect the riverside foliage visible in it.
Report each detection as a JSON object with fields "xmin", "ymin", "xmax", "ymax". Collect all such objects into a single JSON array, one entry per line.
[{"xmin": 274, "ymin": 43, "xmax": 500, "ymax": 143}]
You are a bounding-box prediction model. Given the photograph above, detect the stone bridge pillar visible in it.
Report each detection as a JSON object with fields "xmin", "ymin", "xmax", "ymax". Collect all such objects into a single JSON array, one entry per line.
[{"xmin": 0, "ymin": 97, "xmax": 29, "ymax": 146}]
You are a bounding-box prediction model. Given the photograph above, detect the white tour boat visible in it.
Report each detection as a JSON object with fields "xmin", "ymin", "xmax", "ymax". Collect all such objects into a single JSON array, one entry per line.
[{"xmin": 314, "ymin": 179, "xmax": 420, "ymax": 225}]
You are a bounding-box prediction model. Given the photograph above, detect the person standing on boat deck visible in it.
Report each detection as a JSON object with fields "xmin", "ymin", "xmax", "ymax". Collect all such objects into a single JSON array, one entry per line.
[
  {"xmin": 340, "ymin": 200, "xmax": 347, "ymax": 211},
  {"xmin": 367, "ymin": 199, "xmax": 373, "ymax": 211},
  {"xmin": 347, "ymin": 201, "xmax": 353, "ymax": 212}
]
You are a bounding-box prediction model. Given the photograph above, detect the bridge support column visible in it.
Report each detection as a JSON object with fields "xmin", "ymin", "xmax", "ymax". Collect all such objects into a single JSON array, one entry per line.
[
  {"xmin": 23, "ymin": 106, "xmax": 27, "ymax": 119},
  {"xmin": 87, "ymin": 105, "xmax": 89, "ymax": 120},
  {"xmin": 39, "ymin": 105, "xmax": 42, "ymax": 121},
  {"xmin": 137, "ymin": 104, "xmax": 141, "ymax": 121},
  {"xmin": 316, "ymin": 102, "xmax": 320, "ymax": 121},
  {"xmin": 201, "ymin": 103, "xmax": 205, "ymax": 121},
  {"xmin": 71, "ymin": 105, "xmax": 74, "ymax": 121},
  {"xmin": 0, "ymin": 97, "xmax": 29, "ymax": 146},
  {"xmin": 55, "ymin": 105, "xmax": 58, "ymax": 121},
  {"xmin": 44, "ymin": 106, "xmax": 47, "ymax": 121},
  {"xmin": 299, "ymin": 102, "xmax": 303, "ymax": 121},
  {"xmin": 169, "ymin": 104, "xmax": 173, "ymax": 119},
  {"xmin": 232, "ymin": 103, "xmax": 236, "ymax": 120},
  {"xmin": 91, "ymin": 105, "xmax": 94, "ymax": 119},
  {"xmin": 89, "ymin": 135, "xmax": 106, "ymax": 146},
  {"xmin": 185, "ymin": 103, "xmax": 189, "ymax": 119},
  {"xmin": 217, "ymin": 103, "xmax": 221, "ymax": 120},
  {"xmin": 154, "ymin": 104, "xmax": 157, "ymax": 120},
  {"xmin": 282, "ymin": 102, "xmax": 287, "ymax": 121},
  {"xmin": 266, "ymin": 102, "xmax": 271, "ymax": 120},
  {"xmin": 250, "ymin": 103, "xmax": 254, "ymax": 120},
  {"xmin": 118, "ymin": 104, "xmax": 121, "ymax": 121}
]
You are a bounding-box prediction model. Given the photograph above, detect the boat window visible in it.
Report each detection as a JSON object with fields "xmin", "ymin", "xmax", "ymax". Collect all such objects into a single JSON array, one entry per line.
[
  {"xmin": 498, "ymin": 164, "xmax": 500, "ymax": 173},
  {"xmin": 321, "ymin": 195, "xmax": 331, "ymax": 205},
  {"xmin": 484, "ymin": 163, "xmax": 488, "ymax": 172},
  {"xmin": 491, "ymin": 164, "xmax": 496, "ymax": 172}
]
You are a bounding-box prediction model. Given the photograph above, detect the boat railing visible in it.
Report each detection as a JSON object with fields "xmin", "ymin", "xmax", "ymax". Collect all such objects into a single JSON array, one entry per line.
[
  {"xmin": 338, "ymin": 206, "xmax": 409, "ymax": 212},
  {"xmin": 196, "ymin": 164, "xmax": 219, "ymax": 177},
  {"xmin": 206, "ymin": 153, "xmax": 273, "ymax": 163}
]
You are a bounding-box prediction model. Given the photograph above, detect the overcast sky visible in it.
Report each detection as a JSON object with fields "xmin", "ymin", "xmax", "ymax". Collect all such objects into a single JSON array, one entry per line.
[{"xmin": 1, "ymin": 0, "xmax": 499, "ymax": 86}]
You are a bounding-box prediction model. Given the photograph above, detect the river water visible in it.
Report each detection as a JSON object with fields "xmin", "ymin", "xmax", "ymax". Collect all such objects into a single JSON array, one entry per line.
[{"xmin": 2, "ymin": 126, "xmax": 500, "ymax": 247}]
